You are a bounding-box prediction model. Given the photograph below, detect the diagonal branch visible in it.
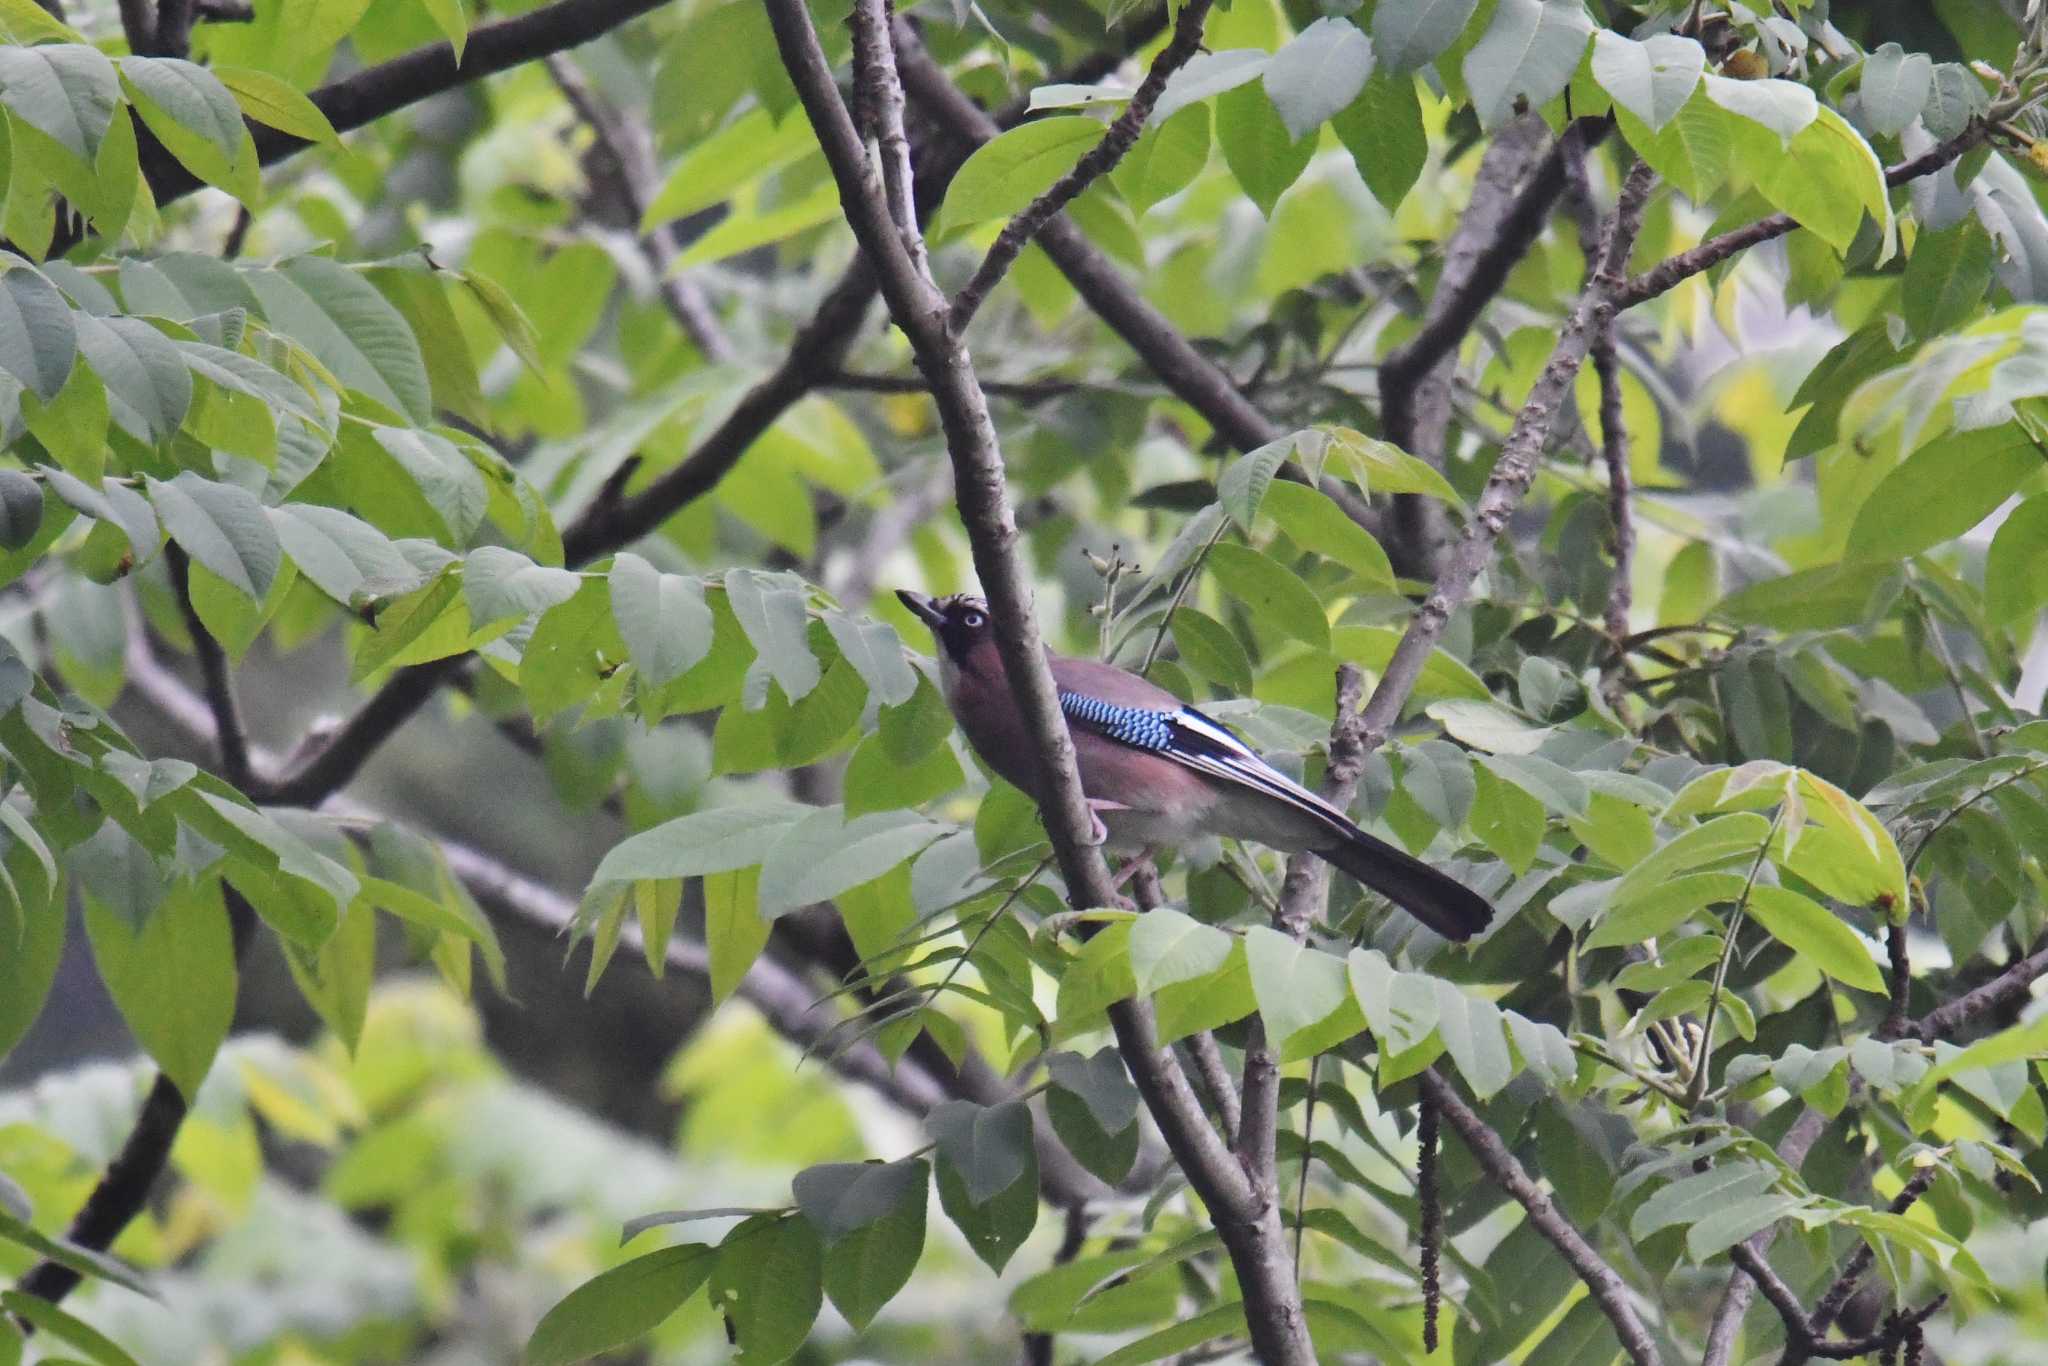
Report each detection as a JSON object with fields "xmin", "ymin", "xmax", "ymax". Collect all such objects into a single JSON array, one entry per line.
[
  {"xmin": 764, "ymin": 1, "xmax": 1309, "ymax": 1358},
  {"xmin": 1615, "ymin": 124, "xmax": 1989, "ymax": 311},
  {"xmin": 1906, "ymin": 936, "xmax": 2048, "ymax": 1042},
  {"xmin": 146, "ymin": 0, "xmax": 674, "ymax": 206},
  {"xmin": 948, "ymin": 0, "xmax": 1213, "ymax": 330},
  {"xmin": 1423, "ymin": 1070, "xmax": 1663, "ymax": 1366},
  {"xmin": 1702, "ymin": 1104, "xmax": 1831, "ymax": 1365},
  {"xmin": 1354, "ymin": 161, "xmax": 1657, "ymax": 749},
  {"xmin": 544, "ymin": 54, "xmax": 735, "ymax": 363}
]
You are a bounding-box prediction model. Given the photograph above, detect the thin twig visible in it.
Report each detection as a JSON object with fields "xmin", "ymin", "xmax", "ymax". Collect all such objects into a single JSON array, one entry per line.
[
  {"xmin": 1701, "ymin": 1105, "xmax": 1831, "ymax": 1364},
  {"xmin": 1804, "ymin": 1167, "xmax": 1940, "ymax": 1345},
  {"xmin": 545, "ymin": 54, "xmax": 734, "ymax": 362},
  {"xmin": 949, "ymin": 0, "xmax": 1213, "ymax": 329},
  {"xmin": 1907, "ymin": 936, "xmax": 2048, "ymax": 1042},
  {"xmin": 1182, "ymin": 1031, "xmax": 1241, "ymax": 1146}
]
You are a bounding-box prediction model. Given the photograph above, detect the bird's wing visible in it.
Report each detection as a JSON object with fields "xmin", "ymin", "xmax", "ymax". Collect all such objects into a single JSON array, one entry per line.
[{"xmin": 1056, "ymin": 689, "xmax": 1355, "ymax": 841}]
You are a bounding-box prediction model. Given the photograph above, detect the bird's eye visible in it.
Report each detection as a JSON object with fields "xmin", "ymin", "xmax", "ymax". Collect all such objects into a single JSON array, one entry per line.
[{"xmin": 961, "ymin": 610, "xmax": 985, "ymax": 628}]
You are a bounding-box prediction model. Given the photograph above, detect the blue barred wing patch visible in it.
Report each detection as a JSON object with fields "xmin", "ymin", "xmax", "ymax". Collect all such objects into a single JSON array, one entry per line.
[
  {"xmin": 1058, "ymin": 690, "xmax": 1175, "ymax": 751},
  {"xmin": 1060, "ymin": 690, "xmax": 1361, "ymax": 843}
]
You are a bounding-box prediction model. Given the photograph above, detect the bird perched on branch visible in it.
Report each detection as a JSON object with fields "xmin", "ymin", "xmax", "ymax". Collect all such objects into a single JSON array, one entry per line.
[{"xmin": 897, "ymin": 590, "xmax": 1492, "ymax": 941}]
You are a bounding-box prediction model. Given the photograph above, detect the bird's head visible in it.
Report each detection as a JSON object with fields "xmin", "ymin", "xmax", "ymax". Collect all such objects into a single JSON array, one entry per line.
[{"xmin": 896, "ymin": 589, "xmax": 994, "ymax": 670}]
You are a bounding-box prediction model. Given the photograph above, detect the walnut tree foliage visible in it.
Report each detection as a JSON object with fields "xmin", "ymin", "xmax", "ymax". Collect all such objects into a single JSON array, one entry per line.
[{"xmin": 2, "ymin": 0, "xmax": 2048, "ymax": 1362}]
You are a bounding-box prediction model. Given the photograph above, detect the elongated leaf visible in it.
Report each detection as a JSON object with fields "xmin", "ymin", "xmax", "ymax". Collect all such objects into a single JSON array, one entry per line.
[
  {"xmin": 1152, "ymin": 49, "xmax": 1268, "ymax": 124},
  {"xmin": 0, "ymin": 264, "xmax": 77, "ymax": 401},
  {"xmin": 609, "ymin": 552, "xmax": 713, "ymax": 688},
  {"xmin": 0, "ymin": 43, "xmax": 118, "ymax": 162},
  {"xmin": 938, "ymin": 117, "xmax": 1100, "ymax": 231},
  {"xmin": 1262, "ymin": 18, "xmax": 1374, "ymax": 140},
  {"xmin": 248, "ymin": 257, "xmax": 431, "ymax": 422},
  {"xmin": 1373, "ymin": 0, "xmax": 1478, "ymax": 73},
  {"xmin": 755, "ymin": 806, "xmax": 948, "ymax": 916},
  {"xmin": 823, "ymin": 609, "xmax": 916, "ymax": 706},
  {"xmin": 148, "ymin": 472, "xmax": 280, "ymax": 599},
  {"xmin": 1744, "ymin": 885, "xmax": 1885, "ymax": 991},
  {"xmin": 83, "ymin": 877, "xmax": 235, "ymax": 1100},
  {"xmin": 592, "ymin": 802, "xmax": 808, "ymax": 884},
  {"xmin": 1847, "ymin": 426, "xmax": 2036, "ymax": 560},
  {"xmin": 526, "ymin": 1244, "xmax": 714, "ymax": 1366}
]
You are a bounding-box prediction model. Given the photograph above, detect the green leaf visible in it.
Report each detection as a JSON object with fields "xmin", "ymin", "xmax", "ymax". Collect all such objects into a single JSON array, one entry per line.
[
  {"xmin": 934, "ymin": 1142, "xmax": 1036, "ymax": 1273},
  {"xmin": 0, "ymin": 1210, "xmax": 151, "ymax": 1301},
  {"xmin": 74, "ymin": 312, "xmax": 192, "ymax": 444},
  {"xmin": 793, "ymin": 1156, "xmax": 928, "ymax": 1241},
  {"xmin": 1584, "ymin": 871, "xmax": 1745, "ymax": 949},
  {"xmin": 213, "ymin": 65, "xmax": 344, "ymax": 150},
  {"xmin": 822, "ymin": 609, "xmax": 916, "ymax": 707},
  {"xmin": 372, "ymin": 427, "xmax": 488, "ymax": 544},
  {"xmin": 0, "ymin": 470, "xmax": 42, "ymax": 551},
  {"xmin": 1128, "ymin": 903, "xmax": 1233, "ymax": 994},
  {"xmin": 1329, "ymin": 427, "xmax": 1465, "ymax": 505},
  {"xmin": 1903, "ymin": 220, "xmax": 1994, "ymax": 342},
  {"xmin": 1111, "ymin": 103, "xmax": 1208, "ymax": 214},
  {"xmin": 725, "ymin": 568, "xmax": 820, "ymax": 701},
  {"xmin": 0, "ymin": 893, "xmax": 61, "ymax": 1065},
  {"xmin": 1702, "ymin": 72, "xmax": 1816, "ymax": 144},
  {"xmin": 357, "ymin": 873, "xmax": 505, "ymax": 987},
  {"xmin": 1262, "ymin": 17, "xmax": 1373, "ymax": 140},
  {"xmin": 937, "ymin": 116, "xmax": 1100, "ymax": 231},
  {"xmin": 1245, "ymin": 927, "xmax": 1356, "ymax": 1058},
  {"xmin": 1987, "ymin": 490, "xmax": 2048, "ymax": 623},
  {"xmin": 462, "ymin": 545, "xmax": 580, "ymax": 625},
  {"xmin": 710, "ymin": 1214, "xmax": 823, "ymax": 1363},
  {"xmin": 1462, "ymin": 0, "xmax": 1593, "ymax": 130},
  {"xmin": 268, "ymin": 502, "xmax": 413, "ymax": 606},
  {"xmin": 926, "ymin": 1098, "xmax": 1034, "ymax": 1205},
  {"xmin": 1205, "ymin": 541, "xmax": 1329, "ymax": 649},
  {"xmin": 422, "ymin": 0, "xmax": 468, "ymax": 61},
  {"xmin": 1151, "ymin": 49, "xmax": 1267, "ymax": 124},
  {"xmin": 1744, "ymin": 885, "xmax": 1885, "ymax": 992},
  {"xmin": 0, "ymin": 1289, "xmax": 140, "ymax": 1366},
  {"xmin": 148, "ymin": 472, "xmax": 281, "ymax": 599},
  {"xmin": 248, "ymin": 257, "xmax": 432, "ymax": 423},
  {"xmin": 0, "ymin": 263, "xmax": 77, "ymax": 402},
  {"xmin": 1373, "ymin": 0, "xmax": 1478, "ymax": 73},
  {"xmin": 1047, "ymin": 1085, "xmax": 1138, "ymax": 1184},
  {"xmin": 1858, "ymin": 42, "xmax": 1933, "ymax": 137},
  {"xmin": 699, "ymin": 865, "xmax": 765, "ymax": 1005},
  {"xmin": 608, "ymin": 552, "xmax": 712, "ymax": 690},
  {"xmin": 592, "ymin": 802, "xmax": 808, "ymax": 883},
  {"xmin": 640, "ymin": 106, "xmax": 819, "ymax": 230},
  {"xmin": 1590, "ymin": 30, "xmax": 1703, "ymax": 133},
  {"xmin": 1608, "ymin": 813, "xmax": 1768, "ymax": 921},
  {"xmin": 118, "ymin": 56, "xmax": 250, "ymax": 181},
  {"xmin": 83, "ymin": 876, "xmax": 235, "ymax": 1100},
  {"xmin": 0, "ymin": 43, "xmax": 118, "ymax": 162},
  {"xmin": 755, "ymin": 806, "xmax": 947, "ymax": 916},
  {"xmin": 1172, "ymin": 606, "xmax": 1252, "ymax": 693},
  {"xmin": 1847, "ymin": 426, "xmax": 2037, "ymax": 561},
  {"xmin": 1217, "ymin": 434, "xmax": 1294, "ymax": 531},
  {"xmin": 1215, "ymin": 81, "xmax": 1312, "ymax": 218},
  {"xmin": 1094, "ymin": 1301, "xmax": 1246, "ymax": 1366},
  {"xmin": 810, "ymin": 1160, "xmax": 927, "ymax": 1331},
  {"xmin": 1332, "ymin": 69, "xmax": 1427, "ymax": 211},
  {"xmin": 1741, "ymin": 103, "xmax": 1885, "ymax": 253},
  {"xmin": 1433, "ymin": 978, "xmax": 1513, "ymax": 1097},
  {"xmin": 1259, "ymin": 481, "xmax": 1394, "ymax": 591},
  {"xmin": 1614, "ymin": 85, "xmax": 1732, "ymax": 203},
  {"xmin": 526, "ymin": 1243, "xmax": 714, "ymax": 1366},
  {"xmin": 1630, "ymin": 1164, "xmax": 1776, "ymax": 1240},
  {"xmin": 119, "ymin": 59, "xmax": 256, "ymax": 207},
  {"xmin": 1045, "ymin": 1047, "xmax": 1140, "ymax": 1134}
]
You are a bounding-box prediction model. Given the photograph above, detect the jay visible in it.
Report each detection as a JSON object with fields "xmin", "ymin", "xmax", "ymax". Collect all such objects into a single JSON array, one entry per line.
[{"xmin": 897, "ymin": 590, "xmax": 1492, "ymax": 941}]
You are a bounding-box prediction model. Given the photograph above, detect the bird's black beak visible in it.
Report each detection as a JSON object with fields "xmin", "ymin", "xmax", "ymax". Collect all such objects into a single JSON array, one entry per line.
[{"xmin": 896, "ymin": 589, "xmax": 945, "ymax": 630}]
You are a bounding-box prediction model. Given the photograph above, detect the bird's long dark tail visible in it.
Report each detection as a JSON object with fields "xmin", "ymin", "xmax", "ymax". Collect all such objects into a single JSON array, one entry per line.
[{"xmin": 1315, "ymin": 827, "xmax": 1493, "ymax": 942}]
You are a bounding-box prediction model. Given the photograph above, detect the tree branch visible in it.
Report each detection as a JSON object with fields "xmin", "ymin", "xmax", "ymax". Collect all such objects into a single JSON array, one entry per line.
[
  {"xmin": 1615, "ymin": 124, "xmax": 1988, "ymax": 311},
  {"xmin": 148, "ymin": 0, "xmax": 195, "ymax": 57},
  {"xmin": 1354, "ymin": 161, "xmax": 1657, "ymax": 749},
  {"xmin": 1906, "ymin": 936, "xmax": 2048, "ymax": 1042},
  {"xmin": 766, "ymin": 3, "xmax": 1309, "ymax": 1357},
  {"xmin": 1702, "ymin": 1104, "xmax": 1830, "ymax": 1365},
  {"xmin": 1378, "ymin": 117, "xmax": 1592, "ymax": 576},
  {"xmin": 145, "ymin": 0, "xmax": 674, "ymax": 207},
  {"xmin": 1423, "ymin": 1069, "xmax": 1663, "ymax": 1366},
  {"xmin": 948, "ymin": 0, "xmax": 1212, "ymax": 329},
  {"xmin": 166, "ymin": 544, "xmax": 254, "ymax": 790},
  {"xmin": 545, "ymin": 54, "xmax": 734, "ymax": 363}
]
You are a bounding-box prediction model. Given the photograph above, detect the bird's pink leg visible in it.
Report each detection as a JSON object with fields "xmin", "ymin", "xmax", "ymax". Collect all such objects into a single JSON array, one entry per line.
[
  {"xmin": 1081, "ymin": 797, "xmax": 1130, "ymax": 847},
  {"xmin": 1111, "ymin": 848, "xmax": 1160, "ymax": 892}
]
